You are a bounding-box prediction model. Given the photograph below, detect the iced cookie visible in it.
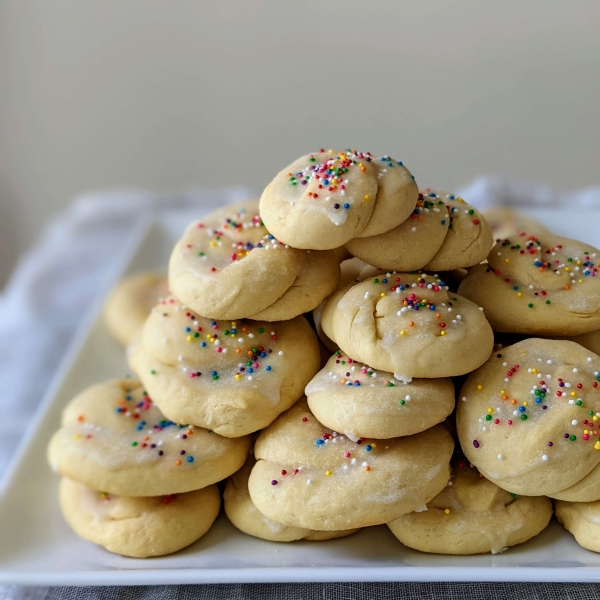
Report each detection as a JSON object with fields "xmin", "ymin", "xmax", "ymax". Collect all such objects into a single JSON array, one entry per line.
[
  {"xmin": 59, "ymin": 478, "xmax": 220, "ymax": 558},
  {"xmin": 259, "ymin": 150, "xmax": 418, "ymax": 250},
  {"xmin": 458, "ymin": 233, "xmax": 600, "ymax": 335},
  {"xmin": 247, "ymin": 399, "xmax": 454, "ymax": 530},
  {"xmin": 129, "ymin": 297, "xmax": 321, "ymax": 437},
  {"xmin": 387, "ymin": 457, "xmax": 552, "ymax": 555},
  {"xmin": 322, "ymin": 272, "xmax": 494, "ymax": 378},
  {"xmin": 346, "ymin": 191, "xmax": 487, "ymax": 272},
  {"xmin": 483, "ymin": 207, "xmax": 550, "ymax": 241},
  {"xmin": 224, "ymin": 457, "xmax": 360, "ymax": 542},
  {"xmin": 48, "ymin": 378, "xmax": 250, "ymax": 496},
  {"xmin": 169, "ymin": 201, "xmax": 340, "ymax": 321},
  {"xmin": 457, "ymin": 339, "xmax": 600, "ymax": 498},
  {"xmin": 422, "ymin": 191, "xmax": 492, "ymax": 271},
  {"xmin": 103, "ymin": 272, "xmax": 169, "ymax": 346},
  {"xmin": 305, "ymin": 351, "xmax": 455, "ymax": 439},
  {"xmin": 555, "ymin": 499, "xmax": 600, "ymax": 553}
]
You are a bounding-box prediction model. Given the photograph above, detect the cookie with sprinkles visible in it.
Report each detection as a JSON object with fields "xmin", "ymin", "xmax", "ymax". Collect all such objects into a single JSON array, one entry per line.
[
  {"xmin": 305, "ymin": 352, "xmax": 455, "ymax": 439},
  {"xmin": 387, "ymin": 456, "xmax": 552, "ymax": 555},
  {"xmin": 555, "ymin": 498, "xmax": 600, "ymax": 553},
  {"xmin": 322, "ymin": 272, "xmax": 494, "ymax": 378},
  {"xmin": 169, "ymin": 200, "xmax": 340, "ymax": 321},
  {"xmin": 48, "ymin": 378, "xmax": 250, "ymax": 496},
  {"xmin": 314, "ymin": 257, "xmax": 384, "ymax": 352},
  {"xmin": 345, "ymin": 191, "xmax": 450, "ymax": 271},
  {"xmin": 103, "ymin": 271, "xmax": 169, "ymax": 347},
  {"xmin": 458, "ymin": 233, "xmax": 600, "ymax": 335},
  {"xmin": 129, "ymin": 296, "xmax": 321, "ymax": 437},
  {"xmin": 482, "ymin": 206, "xmax": 550, "ymax": 242},
  {"xmin": 259, "ymin": 150, "xmax": 417, "ymax": 250},
  {"xmin": 59, "ymin": 478, "xmax": 220, "ymax": 558},
  {"xmin": 247, "ymin": 399, "xmax": 454, "ymax": 531},
  {"xmin": 457, "ymin": 338, "xmax": 600, "ymax": 498},
  {"xmin": 421, "ymin": 191, "xmax": 492, "ymax": 271},
  {"xmin": 224, "ymin": 456, "xmax": 360, "ymax": 542}
]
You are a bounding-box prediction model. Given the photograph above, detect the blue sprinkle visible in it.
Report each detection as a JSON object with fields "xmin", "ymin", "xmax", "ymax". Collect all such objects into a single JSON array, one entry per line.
[
  {"xmin": 201, "ymin": 342, "xmax": 207, "ymax": 347},
  {"xmin": 185, "ymin": 327, "xmax": 191, "ymax": 332},
  {"xmin": 316, "ymin": 440, "xmax": 324, "ymax": 445},
  {"xmin": 365, "ymin": 445, "xmax": 372, "ymax": 451},
  {"xmin": 518, "ymin": 406, "xmax": 526, "ymax": 412},
  {"xmin": 343, "ymin": 203, "xmax": 350, "ymax": 209},
  {"xmin": 397, "ymin": 161, "xmax": 403, "ymax": 166},
  {"xmin": 513, "ymin": 286, "xmax": 519, "ymax": 290},
  {"xmin": 187, "ymin": 456, "xmax": 194, "ymax": 463},
  {"xmin": 211, "ymin": 371, "xmax": 217, "ymax": 376},
  {"xmin": 266, "ymin": 366, "xmax": 272, "ymax": 371},
  {"xmin": 441, "ymin": 220, "xmax": 446, "ymax": 225},
  {"xmin": 248, "ymin": 368, "xmax": 254, "ymax": 374},
  {"xmin": 382, "ymin": 278, "xmax": 388, "ymax": 283}
]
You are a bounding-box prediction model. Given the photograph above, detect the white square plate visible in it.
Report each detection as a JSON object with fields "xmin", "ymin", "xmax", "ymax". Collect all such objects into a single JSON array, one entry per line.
[{"xmin": 2, "ymin": 208, "xmax": 600, "ymax": 585}]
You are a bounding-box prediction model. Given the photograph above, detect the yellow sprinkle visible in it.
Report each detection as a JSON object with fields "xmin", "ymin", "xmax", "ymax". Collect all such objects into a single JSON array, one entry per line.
[
  {"xmin": 595, "ymin": 442, "xmax": 600, "ymax": 450},
  {"xmin": 234, "ymin": 374, "xmax": 241, "ymax": 380},
  {"xmin": 400, "ymin": 330, "xmax": 406, "ymax": 336},
  {"xmin": 440, "ymin": 331, "xmax": 446, "ymax": 336},
  {"xmin": 186, "ymin": 335, "xmax": 193, "ymax": 342},
  {"xmin": 579, "ymin": 279, "xmax": 584, "ymax": 283},
  {"xmin": 371, "ymin": 443, "xmax": 377, "ymax": 448},
  {"xmin": 565, "ymin": 267, "xmax": 570, "ymax": 272},
  {"xmin": 487, "ymin": 408, "xmax": 493, "ymax": 414},
  {"xmin": 74, "ymin": 434, "xmax": 82, "ymax": 440},
  {"xmin": 210, "ymin": 241, "xmax": 217, "ymax": 247},
  {"xmin": 477, "ymin": 385, "xmax": 483, "ymax": 390},
  {"xmin": 328, "ymin": 149, "xmax": 333, "ymax": 153},
  {"xmin": 585, "ymin": 430, "xmax": 590, "ymax": 435},
  {"xmin": 577, "ymin": 260, "xmax": 582, "ymax": 265},
  {"xmin": 505, "ymin": 258, "xmax": 510, "ymax": 263},
  {"xmin": 523, "ymin": 402, "xmax": 528, "ymax": 407},
  {"xmin": 531, "ymin": 368, "xmax": 537, "ymax": 374},
  {"xmin": 571, "ymin": 391, "xmax": 576, "ymax": 397},
  {"xmin": 500, "ymin": 390, "xmax": 506, "ymax": 395},
  {"xmin": 593, "ymin": 416, "xmax": 599, "ymax": 422},
  {"xmin": 380, "ymin": 293, "xmax": 386, "ymax": 297},
  {"xmin": 517, "ymin": 292, "xmax": 523, "ymax": 298},
  {"xmin": 364, "ymin": 194, "xmax": 371, "ymax": 201},
  {"xmin": 325, "ymin": 470, "xmax": 332, "ymax": 476},
  {"xmin": 444, "ymin": 508, "xmax": 451, "ymax": 515}
]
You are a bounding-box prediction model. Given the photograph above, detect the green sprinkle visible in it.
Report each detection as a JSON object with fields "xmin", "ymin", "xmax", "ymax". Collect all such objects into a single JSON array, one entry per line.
[
  {"xmin": 576, "ymin": 400, "xmax": 583, "ymax": 406},
  {"xmin": 589, "ymin": 410, "xmax": 594, "ymax": 415},
  {"xmin": 399, "ymin": 400, "xmax": 405, "ymax": 405},
  {"xmin": 258, "ymin": 328, "xmax": 264, "ymax": 333},
  {"xmin": 520, "ymin": 414, "xmax": 528, "ymax": 420},
  {"xmin": 374, "ymin": 278, "xmax": 379, "ymax": 284},
  {"xmin": 546, "ymin": 300, "xmax": 551, "ymax": 304},
  {"xmin": 485, "ymin": 415, "xmax": 492, "ymax": 421},
  {"xmin": 570, "ymin": 435, "xmax": 577, "ymax": 441},
  {"xmin": 150, "ymin": 370, "xmax": 157, "ymax": 375},
  {"xmin": 131, "ymin": 441, "xmax": 138, "ymax": 447},
  {"xmin": 528, "ymin": 303, "xmax": 534, "ymax": 308},
  {"xmin": 198, "ymin": 252, "xmax": 205, "ymax": 256},
  {"xmin": 510, "ymin": 493, "xmax": 517, "ymax": 498}
]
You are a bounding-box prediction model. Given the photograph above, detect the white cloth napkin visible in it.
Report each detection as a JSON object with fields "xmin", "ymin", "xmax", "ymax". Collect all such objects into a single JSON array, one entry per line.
[{"xmin": 0, "ymin": 178, "xmax": 600, "ymax": 600}]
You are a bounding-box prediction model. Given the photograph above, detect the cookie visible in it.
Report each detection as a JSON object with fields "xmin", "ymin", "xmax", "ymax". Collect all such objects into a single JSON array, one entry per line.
[
  {"xmin": 563, "ymin": 330, "xmax": 600, "ymax": 356},
  {"xmin": 555, "ymin": 499, "xmax": 600, "ymax": 553},
  {"xmin": 169, "ymin": 200, "xmax": 340, "ymax": 321},
  {"xmin": 347, "ymin": 191, "xmax": 489, "ymax": 272},
  {"xmin": 259, "ymin": 151, "xmax": 418, "ymax": 250},
  {"xmin": 59, "ymin": 478, "xmax": 220, "ymax": 558},
  {"xmin": 305, "ymin": 351, "xmax": 455, "ymax": 439},
  {"xmin": 458, "ymin": 233, "xmax": 600, "ymax": 335},
  {"xmin": 129, "ymin": 296, "xmax": 321, "ymax": 437},
  {"xmin": 457, "ymin": 338, "xmax": 600, "ymax": 497},
  {"xmin": 322, "ymin": 272, "xmax": 494, "ymax": 378},
  {"xmin": 103, "ymin": 272, "xmax": 169, "ymax": 346},
  {"xmin": 48, "ymin": 378, "xmax": 250, "ymax": 496},
  {"xmin": 387, "ymin": 457, "xmax": 552, "ymax": 555},
  {"xmin": 224, "ymin": 456, "xmax": 360, "ymax": 542},
  {"xmin": 422, "ymin": 191, "xmax": 492, "ymax": 271},
  {"xmin": 247, "ymin": 399, "xmax": 454, "ymax": 530},
  {"xmin": 483, "ymin": 207, "xmax": 550, "ymax": 241}
]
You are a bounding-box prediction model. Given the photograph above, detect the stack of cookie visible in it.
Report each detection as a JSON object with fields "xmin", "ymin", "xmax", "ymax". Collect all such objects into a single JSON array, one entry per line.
[{"xmin": 47, "ymin": 149, "xmax": 600, "ymax": 558}]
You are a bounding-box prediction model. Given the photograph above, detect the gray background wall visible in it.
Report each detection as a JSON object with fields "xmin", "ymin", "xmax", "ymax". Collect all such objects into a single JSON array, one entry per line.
[{"xmin": 1, "ymin": 0, "xmax": 599, "ymax": 286}]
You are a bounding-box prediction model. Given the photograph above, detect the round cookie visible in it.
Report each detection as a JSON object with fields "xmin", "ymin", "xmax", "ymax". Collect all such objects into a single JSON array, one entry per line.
[
  {"xmin": 60, "ymin": 478, "xmax": 220, "ymax": 558},
  {"xmin": 305, "ymin": 351, "xmax": 455, "ymax": 439},
  {"xmin": 169, "ymin": 200, "xmax": 340, "ymax": 321},
  {"xmin": 248, "ymin": 399, "xmax": 454, "ymax": 531},
  {"xmin": 346, "ymin": 191, "xmax": 449, "ymax": 271},
  {"xmin": 259, "ymin": 150, "xmax": 418, "ymax": 250},
  {"xmin": 48, "ymin": 378, "xmax": 250, "ymax": 496},
  {"xmin": 129, "ymin": 296, "xmax": 321, "ymax": 437},
  {"xmin": 422, "ymin": 191, "xmax": 492, "ymax": 271},
  {"xmin": 483, "ymin": 207, "xmax": 550, "ymax": 241},
  {"xmin": 555, "ymin": 499, "xmax": 600, "ymax": 553},
  {"xmin": 103, "ymin": 272, "xmax": 169, "ymax": 346},
  {"xmin": 458, "ymin": 233, "xmax": 600, "ymax": 336},
  {"xmin": 322, "ymin": 272, "xmax": 494, "ymax": 378},
  {"xmin": 387, "ymin": 457, "xmax": 552, "ymax": 555},
  {"xmin": 457, "ymin": 338, "xmax": 600, "ymax": 498},
  {"xmin": 224, "ymin": 456, "xmax": 360, "ymax": 542}
]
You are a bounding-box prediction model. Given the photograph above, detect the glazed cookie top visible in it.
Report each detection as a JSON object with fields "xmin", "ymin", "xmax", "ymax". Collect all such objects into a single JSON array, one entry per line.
[
  {"xmin": 326, "ymin": 272, "xmax": 494, "ymax": 378},
  {"xmin": 457, "ymin": 339, "xmax": 600, "ymax": 496},
  {"xmin": 169, "ymin": 200, "xmax": 340, "ymax": 320},
  {"xmin": 305, "ymin": 351, "xmax": 455, "ymax": 439},
  {"xmin": 248, "ymin": 399, "xmax": 454, "ymax": 530},
  {"xmin": 259, "ymin": 150, "xmax": 417, "ymax": 249},
  {"xmin": 422, "ymin": 190, "xmax": 492, "ymax": 271},
  {"xmin": 458, "ymin": 233, "xmax": 600, "ymax": 335},
  {"xmin": 48, "ymin": 378, "xmax": 250, "ymax": 495},
  {"xmin": 140, "ymin": 296, "xmax": 320, "ymax": 408}
]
